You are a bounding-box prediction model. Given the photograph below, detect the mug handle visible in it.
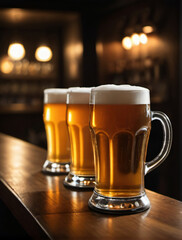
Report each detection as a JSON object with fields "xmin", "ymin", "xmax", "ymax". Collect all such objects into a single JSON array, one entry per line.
[{"xmin": 145, "ymin": 111, "xmax": 173, "ymax": 175}]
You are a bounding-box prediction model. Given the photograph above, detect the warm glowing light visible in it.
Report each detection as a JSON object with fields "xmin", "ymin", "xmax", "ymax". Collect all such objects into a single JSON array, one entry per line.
[
  {"xmin": 0, "ymin": 57, "xmax": 14, "ymax": 74},
  {"xmin": 139, "ymin": 33, "xmax": 148, "ymax": 44},
  {"xmin": 64, "ymin": 42, "xmax": 83, "ymax": 79},
  {"xmin": 122, "ymin": 36, "xmax": 132, "ymax": 50},
  {"xmin": 131, "ymin": 33, "xmax": 140, "ymax": 46},
  {"xmin": 96, "ymin": 42, "xmax": 104, "ymax": 55},
  {"xmin": 35, "ymin": 46, "xmax": 53, "ymax": 62},
  {"xmin": 8, "ymin": 43, "xmax": 25, "ymax": 60},
  {"xmin": 142, "ymin": 25, "xmax": 154, "ymax": 34}
]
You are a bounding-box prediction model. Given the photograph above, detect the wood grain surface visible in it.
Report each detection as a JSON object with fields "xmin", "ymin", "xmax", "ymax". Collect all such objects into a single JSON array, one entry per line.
[{"xmin": 0, "ymin": 133, "xmax": 181, "ymax": 239}]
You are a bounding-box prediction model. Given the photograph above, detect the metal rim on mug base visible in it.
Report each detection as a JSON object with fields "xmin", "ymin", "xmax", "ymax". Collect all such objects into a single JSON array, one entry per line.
[
  {"xmin": 64, "ymin": 172, "xmax": 95, "ymax": 189},
  {"xmin": 88, "ymin": 190, "xmax": 150, "ymax": 215},
  {"xmin": 42, "ymin": 160, "xmax": 70, "ymax": 175}
]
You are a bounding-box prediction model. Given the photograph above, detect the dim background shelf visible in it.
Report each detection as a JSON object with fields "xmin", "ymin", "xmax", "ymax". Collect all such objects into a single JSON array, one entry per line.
[{"xmin": 0, "ymin": 103, "xmax": 43, "ymax": 114}]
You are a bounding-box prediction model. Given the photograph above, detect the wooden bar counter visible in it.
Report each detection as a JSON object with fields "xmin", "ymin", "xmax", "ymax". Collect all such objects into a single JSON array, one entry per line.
[{"xmin": 0, "ymin": 133, "xmax": 181, "ymax": 239}]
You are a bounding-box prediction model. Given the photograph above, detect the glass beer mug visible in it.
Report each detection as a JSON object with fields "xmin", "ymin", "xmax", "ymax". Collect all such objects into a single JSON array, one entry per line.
[
  {"xmin": 64, "ymin": 88, "xmax": 95, "ymax": 188},
  {"xmin": 88, "ymin": 84, "xmax": 172, "ymax": 214},
  {"xmin": 43, "ymin": 89, "xmax": 71, "ymax": 174}
]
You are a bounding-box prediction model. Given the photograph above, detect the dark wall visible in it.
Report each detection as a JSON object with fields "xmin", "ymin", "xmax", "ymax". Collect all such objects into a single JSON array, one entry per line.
[{"xmin": 0, "ymin": 0, "xmax": 181, "ymax": 200}]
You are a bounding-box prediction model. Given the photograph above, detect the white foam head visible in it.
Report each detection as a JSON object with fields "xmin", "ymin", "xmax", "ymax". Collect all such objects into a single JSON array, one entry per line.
[
  {"xmin": 67, "ymin": 87, "xmax": 92, "ymax": 104},
  {"xmin": 44, "ymin": 88, "xmax": 68, "ymax": 104},
  {"xmin": 90, "ymin": 84, "xmax": 150, "ymax": 104}
]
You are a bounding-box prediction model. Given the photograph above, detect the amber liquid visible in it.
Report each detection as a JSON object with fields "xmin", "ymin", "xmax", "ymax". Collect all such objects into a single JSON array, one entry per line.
[
  {"xmin": 90, "ymin": 104, "xmax": 151, "ymax": 197},
  {"xmin": 43, "ymin": 103, "xmax": 71, "ymax": 163},
  {"xmin": 67, "ymin": 104, "xmax": 94, "ymax": 176}
]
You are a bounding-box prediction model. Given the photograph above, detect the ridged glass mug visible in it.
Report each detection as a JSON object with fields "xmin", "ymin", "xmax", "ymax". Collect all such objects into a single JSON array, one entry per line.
[
  {"xmin": 43, "ymin": 88, "xmax": 71, "ymax": 174},
  {"xmin": 64, "ymin": 87, "xmax": 95, "ymax": 188},
  {"xmin": 88, "ymin": 84, "xmax": 172, "ymax": 214}
]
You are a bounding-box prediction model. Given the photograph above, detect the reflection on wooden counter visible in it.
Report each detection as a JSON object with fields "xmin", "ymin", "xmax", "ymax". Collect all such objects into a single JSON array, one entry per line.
[{"xmin": 0, "ymin": 133, "xmax": 181, "ymax": 239}]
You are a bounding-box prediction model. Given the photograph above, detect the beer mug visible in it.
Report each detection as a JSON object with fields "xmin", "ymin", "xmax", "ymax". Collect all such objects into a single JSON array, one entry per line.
[
  {"xmin": 64, "ymin": 88, "xmax": 95, "ymax": 188},
  {"xmin": 43, "ymin": 89, "xmax": 71, "ymax": 174},
  {"xmin": 88, "ymin": 84, "xmax": 172, "ymax": 214}
]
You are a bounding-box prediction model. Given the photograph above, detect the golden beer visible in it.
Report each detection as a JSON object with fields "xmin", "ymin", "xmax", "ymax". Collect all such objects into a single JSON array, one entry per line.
[
  {"xmin": 43, "ymin": 88, "xmax": 71, "ymax": 174},
  {"xmin": 89, "ymin": 84, "xmax": 172, "ymax": 213},
  {"xmin": 64, "ymin": 87, "xmax": 95, "ymax": 188},
  {"xmin": 67, "ymin": 104, "xmax": 94, "ymax": 176},
  {"xmin": 90, "ymin": 104, "xmax": 151, "ymax": 197},
  {"xmin": 44, "ymin": 103, "xmax": 71, "ymax": 163}
]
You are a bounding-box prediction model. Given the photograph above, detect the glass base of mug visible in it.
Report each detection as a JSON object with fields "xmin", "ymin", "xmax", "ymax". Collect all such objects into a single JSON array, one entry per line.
[
  {"xmin": 64, "ymin": 172, "xmax": 95, "ymax": 189},
  {"xmin": 88, "ymin": 190, "xmax": 150, "ymax": 214},
  {"xmin": 42, "ymin": 160, "xmax": 70, "ymax": 175}
]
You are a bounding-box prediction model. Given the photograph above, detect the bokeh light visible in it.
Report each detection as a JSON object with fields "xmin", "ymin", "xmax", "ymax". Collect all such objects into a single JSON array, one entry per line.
[
  {"xmin": 0, "ymin": 56, "xmax": 14, "ymax": 74},
  {"xmin": 8, "ymin": 43, "xmax": 25, "ymax": 61},
  {"xmin": 131, "ymin": 33, "xmax": 140, "ymax": 46},
  {"xmin": 35, "ymin": 46, "xmax": 53, "ymax": 62},
  {"xmin": 142, "ymin": 25, "xmax": 154, "ymax": 34},
  {"xmin": 122, "ymin": 36, "xmax": 132, "ymax": 50},
  {"xmin": 139, "ymin": 33, "xmax": 148, "ymax": 44}
]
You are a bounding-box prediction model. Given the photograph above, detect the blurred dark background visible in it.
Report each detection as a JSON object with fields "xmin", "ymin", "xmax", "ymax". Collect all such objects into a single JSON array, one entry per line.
[{"xmin": 0, "ymin": 0, "xmax": 181, "ymax": 203}]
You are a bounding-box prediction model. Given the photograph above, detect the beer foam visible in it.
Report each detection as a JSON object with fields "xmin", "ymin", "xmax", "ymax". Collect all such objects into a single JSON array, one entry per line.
[
  {"xmin": 67, "ymin": 87, "xmax": 92, "ymax": 104},
  {"xmin": 44, "ymin": 88, "xmax": 68, "ymax": 104},
  {"xmin": 90, "ymin": 84, "xmax": 150, "ymax": 104}
]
